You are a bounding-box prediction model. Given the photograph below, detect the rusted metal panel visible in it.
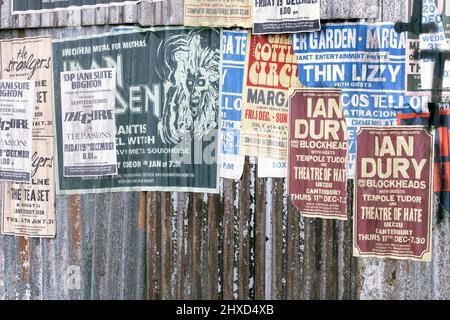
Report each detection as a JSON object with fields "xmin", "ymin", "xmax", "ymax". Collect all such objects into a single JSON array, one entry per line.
[
  {"xmin": 0, "ymin": 0, "xmax": 406, "ymax": 30},
  {"xmin": 0, "ymin": 190, "xmax": 146, "ymax": 300},
  {"xmin": 0, "ymin": 7, "xmax": 448, "ymax": 300},
  {"xmin": 1, "ymin": 177, "xmax": 449, "ymax": 300},
  {"xmin": 357, "ymin": 197, "xmax": 450, "ymax": 300}
]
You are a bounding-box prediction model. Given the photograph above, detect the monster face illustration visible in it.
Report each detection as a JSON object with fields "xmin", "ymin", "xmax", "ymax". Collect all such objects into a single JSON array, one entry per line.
[
  {"xmin": 157, "ymin": 30, "xmax": 220, "ymax": 145},
  {"xmin": 186, "ymin": 68, "xmax": 208, "ymax": 118}
]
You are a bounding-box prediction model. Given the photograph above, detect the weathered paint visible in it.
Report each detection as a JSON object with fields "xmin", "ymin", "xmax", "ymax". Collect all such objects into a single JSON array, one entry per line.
[
  {"xmin": 0, "ymin": 0, "xmax": 407, "ymax": 30},
  {"xmin": 0, "ymin": 3, "xmax": 448, "ymax": 300}
]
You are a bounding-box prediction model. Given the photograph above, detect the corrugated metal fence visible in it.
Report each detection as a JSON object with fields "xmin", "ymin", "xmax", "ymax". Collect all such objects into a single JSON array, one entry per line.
[{"xmin": 0, "ymin": 0, "xmax": 449, "ymax": 300}]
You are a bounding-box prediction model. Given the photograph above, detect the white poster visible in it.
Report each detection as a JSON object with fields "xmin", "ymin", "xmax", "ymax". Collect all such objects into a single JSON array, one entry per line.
[
  {"xmin": 2, "ymin": 136, "xmax": 55, "ymax": 238},
  {"xmin": 60, "ymin": 68, "xmax": 118, "ymax": 177},
  {"xmin": 184, "ymin": 0, "xmax": 252, "ymax": 28},
  {"xmin": 220, "ymin": 30, "xmax": 247, "ymax": 180},
  {"xmin": 0, "ymin": 36, "xmax": 54, "ymax": 137},
  {"xmin": 0, "ymin": 79, "xmax": 34, "ymax": 183},
  {"xmin": 257, "ymin": 158, "xmax": 287, "ymax": 178},
  {"xmin": 253, "ymin": 0, "xmax": 321, "ymax": 35}
]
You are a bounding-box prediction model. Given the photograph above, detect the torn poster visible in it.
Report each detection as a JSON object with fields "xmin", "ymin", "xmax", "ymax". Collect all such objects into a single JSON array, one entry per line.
[
  {"xmin": 257, "ymin": 158, "xmax": 287, "ymax": 178},
  {"xmin": 220, "ymin": 30, "xmax": 247, "ymax": 180}
]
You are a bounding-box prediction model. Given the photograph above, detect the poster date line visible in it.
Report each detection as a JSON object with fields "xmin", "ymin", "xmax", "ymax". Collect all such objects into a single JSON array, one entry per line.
[
  {"xmin": 117, "ymin": 160, "xmax": 181, "ymax": 169},
  {"xmin": 358, "ymin": 233, "xmax": 426, "ymax": 245},
  {"xmin": 244, "ymin": 109, "xmax": 287, "ymax": 123},
  {"xmin": 5, "ymin": 217, "xmax": 54, "ymax": 225}
]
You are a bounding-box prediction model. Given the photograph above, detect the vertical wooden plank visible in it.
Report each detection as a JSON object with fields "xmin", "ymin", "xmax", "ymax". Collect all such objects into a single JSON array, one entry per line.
[
  {"xmin": 69, "ymin": 194, "xmax": 82, "ymax": 299},
  {"xmin": 81, "ymin": 8, "xmax": 95, "ymax": 25},
  {"xmin": 138, "ymin": 192, "xmax": 147, "ymax": 232},
  {"xmin": 13, "ymin": 13, "xmax": 26, "ymax": 29},
  {"xmin": 39, "ymin": 12, "xmax": 54, "ymax": 28},
  {"xmin": 26, "ymin": 13, "xmax": 40, "ymax": 28},
  {"xmin": 1, "ymin": 0, "xmax": 14, "ymax": 29},
  {"xmin": 303, "ymin": 217, "xmax": 320, "ymax": 299},
  {"xmin": 138, "ymin": 0, "xmax": 163, "ymax": 26},
  {"xmin": 207, "ymin": 193, "xmax": 221, "ymax": 299},
  {"xmin": 184, "ymin": 193, "xmax": 194, "ymax": 300},
  {"xmin": 255, "ymin": 177, "xmax": 267, "ymax": 299},
  {"xmin": 167, "ymin": 0, "xmax": 184, "ymax": 25},
  {"xmin": 189, "ymin": 193, "xmax": 202, "ymax": 299},
  {"xmin": 123, "ymin": 4, "xmax": 137, "ymax": 24},
  {"xmin": 280, "ymin": 180, "xmax": 289, "ymax": 299},
  {"xmin": 222, "ymin": 179, "xmax": 234, "ymax": 300},
  {"xmin": 108, "ymin": 6, "xmax": 123, "ymax": 25},
  {"xmin": 238, "ymin": 159, "xmax": 250, "ymax": 299},
  {"xmin": 286, "ymin": 203, "xmax": 301, "ymax": 299},
  {"xmin": 182, "ymin": 193, "xmax": 190, "ymax": 299},
  {"xmin": 18, "ymin": 236, "xmax": 31, "ymax": 299},
  {"xmin": 271, "ymin": 178, "xmax": 283, "ymax": 299},
  {"xmin": 217, "ymin": 186, "xmax": 225, "ymax": 300},
  {"xmin": 94, "ymin": 7, "xmax": 109, "ymax": 25},
  {"xmin": 169, "ymin": 193, "xmax": 178, "ymax": 300},
  {"xmin": 298, "ymin": 208, "xmax": 306, "ymax": 299},
  {"xmin": 176, "ymin": 192, "xmax": 189, "ymax": 299},
  {"xmin": 53, "ymin": 11, "xmax": 68, "ymax": 27},
  {"xmin": 147, "ymin": 192, "xmax": 161, "ymax": 299},
  {"xmin": 70, "ymin": 195, "xmax": 82, "ymax": 266},
  {"xmin": 341, "ymin": 180, "xmax": 358, "ymax": 299},
  {"xmin": 67, "ymin": 9, "xmax": 82, "ymax": 27},
  {"xmin": 320, "ymin": 220, "xmax": 338, "ymax": 299},
  {"xmin": 160, "ymin": 192, "xmax": 173, "ymax": 299},
  {"xmin": 200, "ymin": 193, "xmax": 209, "ymax": 299},
  {"xmin": 138, "ymin": 192, "xmax": 147, "ymax": 298}
]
